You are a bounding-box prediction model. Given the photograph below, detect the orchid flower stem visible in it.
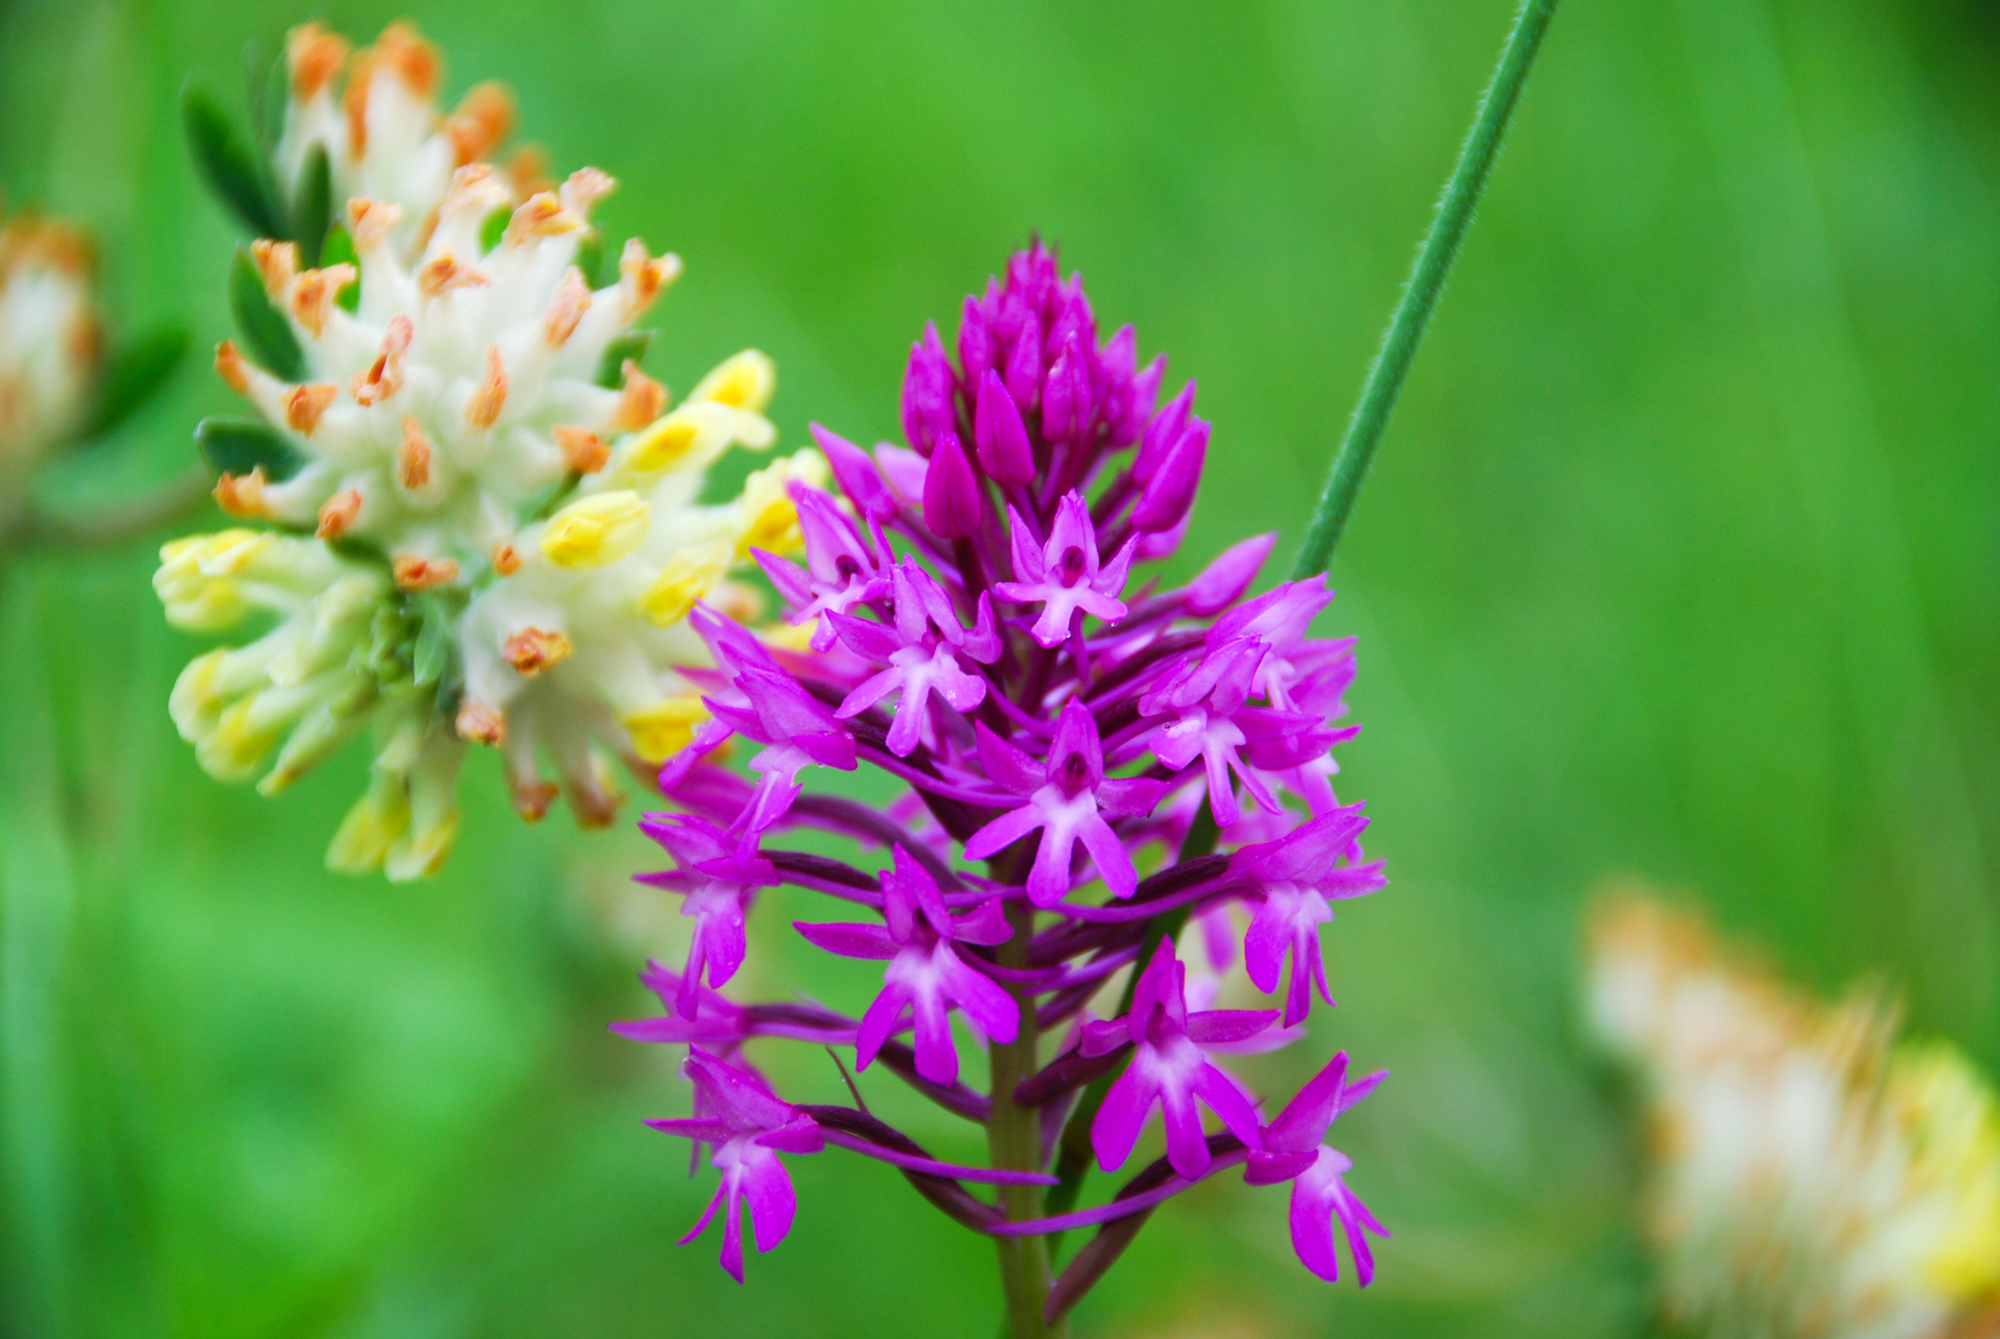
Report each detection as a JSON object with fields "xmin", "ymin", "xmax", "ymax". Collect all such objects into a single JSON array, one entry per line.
[
  {"xmin": 989, "ymin": 896, "xmax": 1061, "ymax": 1338},
  {"xmin": 1290, "ymin": 0, "xmax": 1559, "ymax": 580}
]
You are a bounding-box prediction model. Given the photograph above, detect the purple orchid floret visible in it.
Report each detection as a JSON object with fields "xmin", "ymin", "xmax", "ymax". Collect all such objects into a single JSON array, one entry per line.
[
  {"xmin": 795, "ymin": 844, "xmax": 1018, "ymax": 1085},
  {"xmin": 995, "ymin": 491, "xmax": 1137, "ymax": 648},
  {"xmin": 649, "ymin": 1047, "xmax": 827, "ymax": 1283},
  {"xmin": 1084, "ymin": 937, "xmax": 1275, "ymax": 1180},
  {"xmin": 637, "ymin": 815, "xmax": 777, "ymax": 1017},
  {"xmin": 753, "ymin": 478, "xmax": 892, "ymax": 652},
  {"xmin": 964, "ymin": 699, "xmax": 1165, "ymax": 907},
  {"xmin": 1236, "ymin": 806, "xmax": 1388, "ymax": 1025},
  {"xmin": 1246, "ymin": 1051, "xmax": 1391, "ymax": 1285},
  {"xmin": 620, "ymin": 243, "xmax": 1388, "ymax": 1315}
]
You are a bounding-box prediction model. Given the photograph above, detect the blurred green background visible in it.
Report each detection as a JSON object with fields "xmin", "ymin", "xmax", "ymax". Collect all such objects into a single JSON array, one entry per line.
[{"xmin": 3, "ymin": 0, "xmax": 1999, "ymax": 1333}]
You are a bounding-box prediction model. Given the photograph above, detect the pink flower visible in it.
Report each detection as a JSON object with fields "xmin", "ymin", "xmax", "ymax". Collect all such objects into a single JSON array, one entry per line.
[
  {"xmin": 1085, "ymin": 937, "xmax": 1275, "ymax": 1180},
  {"xmin": 794, "ymin": 845, "xmax": 1019, "ymax": 1085},
  {"xmin": 963, "ymin": 699, "xmax": 1165, "ymax": 906},
  {"xmin": 995, "ymin": 490, "xmax": 1136, "ymax": 648}
]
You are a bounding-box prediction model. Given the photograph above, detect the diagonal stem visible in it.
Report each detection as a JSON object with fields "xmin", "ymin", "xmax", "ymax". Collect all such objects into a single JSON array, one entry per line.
[{"xmin": 1291, "ymin": 0, "xmax": 1560, "ymax": 580}]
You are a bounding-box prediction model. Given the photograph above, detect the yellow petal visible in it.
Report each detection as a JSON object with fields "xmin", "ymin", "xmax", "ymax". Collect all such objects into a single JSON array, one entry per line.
[
  {"xmin": 540, "ymin": 490, "xmax": 649, "ymax": 569},
  {"xmin": 689, "ymin": 349, "xmax": 775, "ymax": 413},
  {"xmin": 623, "ymin": 695, "xmax": 712, "ymax": 764},
  {"xmin": 638, "ymin": 538, "xmax": 735, "ymax": 627}
]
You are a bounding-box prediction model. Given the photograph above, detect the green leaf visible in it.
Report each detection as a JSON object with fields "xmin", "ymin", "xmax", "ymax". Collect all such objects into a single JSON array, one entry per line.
[
  {"xmin": 195, "ymin": 416, "xmax": 307, "ymax": 482},
  {"xmin": 181, "ymin": 80, "xmax": 286, "ymax": 238},
  {"xmin": 81, "ymin": 326, "xmax": 189, "ymax": 441},
  {"xmin": 411, "ymin": 596, "xmax": 457, "ymax": 688},
  {"xmin": 478, "ymin": 206, "xmax": 510, "ymax": 254},
  {"xmin": 319, "ymin": 225, "xmax": 361, "ymax": 313},
  {"xmin": 228, "ymin": 246, "xmax": 306, "ymax": 381},
  {"xmin": 293, "ymin": 144, "xmax": 332, "ymax": 267},
  {"xmin": 573, "ymin": 231, "xmax": 605, "ymax": 289},
  {"xmin": 595, "ymin": 330, "xmax": 653, "ymax": 389}
]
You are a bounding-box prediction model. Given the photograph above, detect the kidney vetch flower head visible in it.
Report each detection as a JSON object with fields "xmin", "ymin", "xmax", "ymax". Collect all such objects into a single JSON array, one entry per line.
[
  {"xmin": 159, "ymin": 20, "xmax": 822, "ymax": 879},
  {"xmin": 613, "ymin": 243, "xmax": 1388, "ymax": 1327},
  {"xmin": 1590, "ymin": 890, "xmax": 2000, "ymax": 1339}
]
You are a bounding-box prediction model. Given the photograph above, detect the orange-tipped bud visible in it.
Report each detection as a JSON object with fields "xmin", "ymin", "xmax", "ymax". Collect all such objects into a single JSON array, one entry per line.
[
  {"xmin": 213, "ymin": 468, "xmax": 270, "ymax": 518},
  {"xmin": 552, "ymin": 425, "xmax": 610, "ymax": 474},
  {"xmin": 393, "ymin": 555, "xmax": 460, "ymax": 590},
  {"xmin": 286, "ymin": 22, "xmax": 351, "ymax": 100},
  {"xmin": 456, "ymin": 699, "xmax": 506, "ymax": 746},
  {"xmin": 284, "ymin": 383, "xmax": 337, "ymax": 434},
  {"xmin": 443, "ymin": 81, "xmax": 515, "ymax": 166},
  {"xmin": 214, "ymin": 340, "xmax": 251, "ymax": 395},
  {"xmin": 543, "ymin": 268, "xmax": 591, "ymax": 347},
  {"xmin": 250, "ymin": 239, "xmax": 299, "ymax": 297},
  {"xmin": 503, "ymin": 627, "xmax": 573, "ymax": 677},
  {"xmin": 611, "ymin": 363, "xmax": 666, "ymax": 431},
  {"xmin": 463, "ymin": 343, "xmax": 507, "ymax": 429},
  {"xmin": 397, "ymin": 416, "xmax": 433, "ymax": 489},
  {"xmin": 316, "ymin": 488, "xmax": 363, "ymax": 539}
]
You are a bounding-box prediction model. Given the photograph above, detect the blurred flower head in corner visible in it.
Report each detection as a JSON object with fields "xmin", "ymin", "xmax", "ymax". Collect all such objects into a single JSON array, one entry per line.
[
  {"xmin": 1588, "ymin": 890, "xmax": 2000, "ymax": 1339},
  {"xmin": 159, "ymin": 20, "xmax": 813, "ymax": 880},
  {"xmin": 0, "ymin": 214, "xmax": 99, "ymax": 512}
]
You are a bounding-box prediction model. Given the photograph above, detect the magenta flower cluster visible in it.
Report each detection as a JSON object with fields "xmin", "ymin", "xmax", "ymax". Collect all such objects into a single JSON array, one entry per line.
[{"xmin": 613, "ymin": 243, "xmax": 1387, "ymax": 1317}]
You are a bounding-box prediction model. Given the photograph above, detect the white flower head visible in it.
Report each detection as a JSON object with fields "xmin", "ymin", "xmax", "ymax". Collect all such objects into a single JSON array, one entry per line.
[
  {"xmin": 160, "ymin": 22, "xmax": 809, "ymax": 879},
  {"xmin": 0, "ymin": 216, "xmax": 101, "ymax": 509},
  {"xmin": 1588, "ymin": 892, "xmax": 2000, "ymax": 1339}
]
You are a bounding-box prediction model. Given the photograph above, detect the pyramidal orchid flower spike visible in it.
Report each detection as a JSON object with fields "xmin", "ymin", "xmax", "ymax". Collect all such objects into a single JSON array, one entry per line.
[
  {"xmin": 615, "ymin": 243, "xmax": 1390, "ymax": 1330},
  {"xmin": 157, "ymin": 20, "xmax": 823, "ymax": 879}
]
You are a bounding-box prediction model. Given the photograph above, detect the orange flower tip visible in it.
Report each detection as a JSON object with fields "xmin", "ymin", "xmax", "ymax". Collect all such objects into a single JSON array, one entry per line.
[
  {"xmin": 503, "ymin": 627, "xmax": 573, "ymax": 677},
  {"xmin": 392, "ymin": 554, "xmax": 459, "ymax": 590},
  {"xmin": 509, "ymin": 776, "xmax": 558, "ymax": 822},
  {"xmin": 558, "ymin": 167, "xmax": 616, "ymax": 217},
  {"xmin": 250, "ymin": 239, "xmax": 299, "ymax": 297},
  {"xmin": 417, "ymin": 251, "xmax": 489, "ymax": 299},
  {"xmin": 443, "ymin": 81, "xmax": 515, "ymax": 167},
  {"xmin": 213, "ymin": 468, "xmax": 270, "ymax": 518},
  {"xmin": 504, "ymin": 146, "xmax": 552, "ymax": 201},
  {"xmin": 284, "ymin": 383, "xmax": 337, "ymax": 434},
  {"xmin": 346, "ymin": 198, "xmax": 405, "ymax": 251},
  {"xmin": 612, "ymin": 364, "xmax": 666, "ymax": 431},
  {"xmin": 316, "ymin": 489, "xmax": 363, "ymax": 539},
  {"xmin": 542, "ymin": 269, "xmax": 591, "ymax": 347},
  {"xmin": 503, "ymin": 192, "xmax": 579, "ymax": 246},
  {"xmin": 397, "ymin": 416, "xmax": 433, "ymax": 489},
  {"xmin": 490, "ymin": 542, "xmax": 522, "ymax": 576},
  {"xmin": 552, "ymin": 425, "xmax": 610, "ymax": 474},
  {"xmin": 619, "ymin": 239, "xmax": 680, "ymax": 315},
  {"xmin": 214, "ymin": 340, "xmax": 250, "ymax": 394},
  {"xmin": 455, "ymin": 699, "xmax": 506, "ymax": 747},
  {"xmin": 291, "ymin": 264, "xmax": 356, "ymax": 337},
  {"xmin": 463, "ymin": 344, "xmax": 507, "ymax": 429},
  {"xmin": 286, "ymin": 22, "xmax": 351, "ymax": 101}
]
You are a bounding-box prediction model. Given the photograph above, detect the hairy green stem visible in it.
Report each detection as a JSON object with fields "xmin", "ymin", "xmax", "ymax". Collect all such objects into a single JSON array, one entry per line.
[
  {"xmin": 989, "ymin": 899, "xmax": 1060, "ymax": 1338},
  {"xmin": 1291, "ymin": 0, "xmax": 1559, "ymax": 580}
]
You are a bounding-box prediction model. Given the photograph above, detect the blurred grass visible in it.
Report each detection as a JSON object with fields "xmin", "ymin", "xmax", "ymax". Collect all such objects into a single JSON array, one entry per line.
[{"xmin": 1, "ymin": 0, "xmax": 1998, "ymax": 1334}]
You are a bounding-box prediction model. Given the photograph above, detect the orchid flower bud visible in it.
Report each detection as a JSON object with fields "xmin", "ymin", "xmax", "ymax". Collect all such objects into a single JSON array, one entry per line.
[
  {"xmin": 900, "ymin": 321, "xmax": 956, "ymax": 456},
  {"xmin": 921, "ymin": 430, "xmax": 983, "ymax": 538},
  {"xmin": 1131, "ymin": 418, "xmax": 1208, "ymax": 532},
  {"xmin": 974, "ymin": 370, "xmax": 1035, "ymax": 483}
]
